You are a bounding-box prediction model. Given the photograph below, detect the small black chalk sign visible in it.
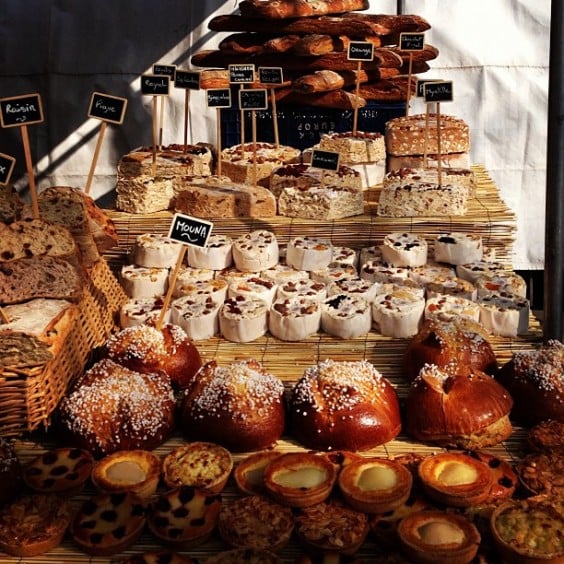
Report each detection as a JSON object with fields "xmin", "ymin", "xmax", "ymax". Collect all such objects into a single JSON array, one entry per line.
[
  {"xmin": 175, "ymin": 70, "xmax": 201, "ymax": 90},
  {"xmin": 153, "ymin": 64, "xmax": 177, "ymax": 80},
  {"xmin": 424, "ymin": 80, "xmax": 454, "ymax": 103},
  {"xmin": 229, "ymin": 64, "xmax": 255, "ymax": 84},
  {"xmin": 0, "ymin": 93, "xmax": 44, "ymax": 128},
  {"xmin": 258, "ymin": 66, "xmax": 284, "ymax": 85},
  {"xmin": 88, "ymin": 92, "xmax": 128, "ymax": 124},
  {"xmin": 239, "ymin": 88, "xmax": 268, "ymax": 111},
  {"xmin": 399, "ymin": 32, "xmax": 425, "ymax": 51},
  {"xmin": 0, "ymin": 153, "xmax": 16, "ymax": 186},
  {"xmin": 168, "ymin": 213, "xmax": 213, "ymax": 248},
  {"xmin": 310, "ymin": 149, "xmax": 340, "ymax": 171},
  {"xmin": 416, "ymin": 79, "xmax": 441, "ymax": 97},
  {"xmin": 140, "ymin": 74, "xmax": 170, "ymax": 96},
  {"xmin": 347, "ymin": 41, "xmax": 374, "ymax": 62},
  {"xmin": 206, "ymin": 88, "xmax": 232, "ymax": 108}
]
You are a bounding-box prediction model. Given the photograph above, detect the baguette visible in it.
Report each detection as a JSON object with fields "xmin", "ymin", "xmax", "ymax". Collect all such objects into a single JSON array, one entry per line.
[
  {"xmin": 264, "ymin": 35, "xmax": 304, "ymax": 54},
  {"xmin": 292, "ymin": 34, "xmax": 343, "ymax": 56},
  {"xmin": 199, "ymin": 69, "xmax": 231, "ymax": 90},
  {"xmin": 292, "ymin": 70, "xmax": 345, "ymax": 93},
  {"xmin": 0, "ymin": 256, "xmax": 84, "ymax": 305},
  {"xmin": 279, "ymin": 89, "xmax": 366, "ymax": 109},
  {"xmin": 356, "ymin": 76, "xmax": 416, "ymax": 102},
  {"xmin": 209, "ymin": 14, "xmax": 430, "ymax": 37},
  {"xmin": 219, "ymin": 33, "xmax": 271, "ymax": 55},
  {"xmin": 239, "ymin": 0, "xmax": 370, "ymax": 19}
]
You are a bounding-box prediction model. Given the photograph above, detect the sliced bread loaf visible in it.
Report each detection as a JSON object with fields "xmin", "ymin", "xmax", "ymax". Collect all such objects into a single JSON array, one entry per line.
[{"xmin": 0, "ymin": 333, "xmax": 53, "ymax": 368}]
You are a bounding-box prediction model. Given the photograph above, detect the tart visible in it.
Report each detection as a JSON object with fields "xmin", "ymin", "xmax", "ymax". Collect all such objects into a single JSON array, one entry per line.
[
  {"xmin": 337, "ymin": 457, "xmax": 413, "ymax": 514},
  {"xmin": 294, "ymin": 501, "xmax": 369, "ymax": 555},
  {"xmin": 490, "ymin": 496, "xmax": 564, "ymax": 564},
  {"xmin": 147, "ymin": 486, "xmax": 222, "ymax": 549},
  {"xmin": 397, "ymin": 509, "xmax": 481, "ymax": 564},
  {"xmin": 205, "ymin": 548, "xmax": 283, "ymax": 563},
  {"xmin": 418, "ymin": 452, "xmax": 493, "ymax": 508},
  {"xmin": 465, "ymin": 450, "xmax": 517, "ymax": 501},
  {"xmin": 121, "ymin": 551, "xmax": 198, "ymax": 563},
  {"xmin": 515, "ymin": 451, "xmax": 564, "ymax": 497},
  {"xmin": 217, "ymin": 495, "xmax": 294, "ymax": 552},
  {"xmin": 527, "ymin": 419, "xmax": 564, "ymax": 453},
  {"xmin": 91, "ymin": 449, "xmax": 161, "ymax": 499},
  {"xmin": 233, "ymin": 450, "xmax": 284, "ymax": 496},
  {"xmin": 162, "ymin": 441, "xmax": 233, "ymax": 493},
  {"xmin": 70, "ymin": 492, "xmax": 146, "ymax": 556},
  {"xmin": 263, "ymin": 452, "xmax": 337, "ymax": 508},
  {"xmin": 0, "ymin": 494, "xmax": 73, "ymax": 557},
  {"xmin": 23, "ymin": 447, "xmax": 94, "ymax": 494}
]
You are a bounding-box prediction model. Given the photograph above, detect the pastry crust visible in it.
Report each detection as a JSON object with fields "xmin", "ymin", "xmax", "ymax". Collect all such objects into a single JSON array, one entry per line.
[{"xmin": 234, "ymin": 451, "xmax": 284, "ymax": 496}]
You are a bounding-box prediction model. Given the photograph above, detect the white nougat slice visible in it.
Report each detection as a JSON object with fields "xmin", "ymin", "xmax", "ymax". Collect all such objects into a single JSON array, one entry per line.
[
  {"xmin": 219, "ymin": 295, "xmax": 269, "ymax": 343},
  {"xmin": 371, "ymin": 289, "xmax": 425, "ymax": 338},
  {"xmin": 171, "ymin": 295, "xmax": 221, "ymax": 341},
  {"xmin": 269, "ymin": 297, "xmax": 321, "ymax": 341},
  {"xmin": 321, "ymin": 294, "xmax": 372, "ymax": 339}
]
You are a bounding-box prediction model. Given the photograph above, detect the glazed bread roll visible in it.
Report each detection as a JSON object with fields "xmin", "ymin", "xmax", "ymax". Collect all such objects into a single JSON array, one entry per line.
[
  {"xmin": 405, "ymin": 364, "xmax": 513, "ymax": 449},
  {"xmin": 180, "ymin": 359, "xmax": 286, "ymax": 451},
  {"xmin": 289, "ymin": 359, "xmax": 401, "ymax": 451}
]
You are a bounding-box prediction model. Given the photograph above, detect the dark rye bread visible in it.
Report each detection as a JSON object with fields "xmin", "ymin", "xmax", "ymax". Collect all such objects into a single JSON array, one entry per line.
[{"xmin": 0, "ymin": 256, "xmax": 84, "ymax": 305}]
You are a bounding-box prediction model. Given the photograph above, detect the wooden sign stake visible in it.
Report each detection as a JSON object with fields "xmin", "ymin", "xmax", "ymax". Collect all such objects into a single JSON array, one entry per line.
[
  {"xmin": 20, "ymin": 125, "xmax": 39, "ymax": 218},
  {"xmin": 216, "ymin": 108, "xmax": 223, "ymax": 177},
  {"xmin": 271, "ymin": 89, "xmax": 280, "ymax": 148},
  {"xmin": 85, "ymin": 121, "xmax": 107, "ymax": 195},
  {"xmin": 423, "ymin": 105, "xmax": 430, "ymax": 169},
  {"xmin": 0, "ymin": 308, "xmax": 10, "ymax": 324},
  {"xmin": 240, "ymin": 85, "xmax": 245, "ymax": 148},
  {"xmin": 159, "ymin": 96, "xmax": 165, "ymax": 149},
  {"xmin": 156, "ymin": 245, "xmax": 187, "ymax": 331},
  {"xmin": 436, "ymin": 102, "xmax": 443, "ymax": 187},
  {"xmin": 252, "ymin": 110, "xmax": 258, "ymax": 187},
  {"xmin": 151, "ymin": 96, "xmax": 158, "ymax": 177},
  {"xmin": 353, "ymin": 61, "xmax": 362, "ymax": 136},
  {"xmin": 405, "ymin": 52, "xmax": 414, "ymax": 117},
  {"xmin": 183, "ymin": 90, "xmax": 190, "ymax": 150}
]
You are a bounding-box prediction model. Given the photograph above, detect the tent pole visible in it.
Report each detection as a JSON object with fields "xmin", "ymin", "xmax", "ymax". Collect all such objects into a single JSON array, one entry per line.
[{"xmin": 544, "ymin": 0, "xmax": 564, "ymax": 341}]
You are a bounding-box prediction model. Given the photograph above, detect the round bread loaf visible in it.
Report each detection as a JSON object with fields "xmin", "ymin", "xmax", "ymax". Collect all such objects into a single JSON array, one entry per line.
[
  {"xmin": 179, "ymin": 360, "xmax": 286, "ymax": 452},
  {"xmin": 0, "ymin": 438, "xmax": 22, "ymax": 505},
  {"xmin": 106, "ymin": 323, "xmax": 202, "ymax": 390},
  {"xmin": 288, "ymin": 359, "xmax": 401, "ymax": 451},
  {"xmin": 405, "ymin": 364, "xmax": 513, "ymax": 449},
  {"xmin": 403, "ymin": 317, "xmax": 498, "ymax": 382},
  {"xmin": 496, "ymin": 339, "xmax": 564, "ymax": 425},
  {"xmin": 57, "ymin": 358, "xmax": 176, "ymax": 457}
]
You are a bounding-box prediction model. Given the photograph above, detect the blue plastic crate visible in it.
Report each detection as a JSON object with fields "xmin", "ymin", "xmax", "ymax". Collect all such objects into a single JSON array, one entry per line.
[{"xmin": 220, "ymin": 101, "xmax": 406, "ymax": 150}]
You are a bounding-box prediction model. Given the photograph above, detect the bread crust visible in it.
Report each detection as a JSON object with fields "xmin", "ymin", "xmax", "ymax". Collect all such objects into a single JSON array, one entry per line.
[{"xmin": 239, "ymin": 0, "xmax": 370, "ymax": 19}]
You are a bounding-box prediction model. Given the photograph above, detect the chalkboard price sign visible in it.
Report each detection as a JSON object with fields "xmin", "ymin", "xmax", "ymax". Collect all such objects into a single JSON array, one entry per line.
[
  {"xmin": 399, "ymin": 32, "xmax": 425, "ymax": 51},
  {"xmin": 153, "ymin": 64, "xmax": 177, "ymax": 80},
  {"xmin": 140, "ymin": 74, "xmax": 170, "ymax": 96},
  {"xmin": 168, "ymin": 213, "xmax": 213, "ymax": 248},
  {"xmin": 229, "ymin": 64, "xmax": 255, "ymax": 84},
  {"xmin": 424, "ymin": 80, "xmax": 454, "ymax": 103},
  {"xmin": 206, "ymin": 88, "xmax": 232, "ymax": 108},
  {"xmin": 416, "ymin": 79, "xmax": 441, "ymax": 97},
  {"xmin": 239, "ymin": 89, "xmax": 268, "ymax": 111},
  {"xmin": 0, "ymin": 93, "xmax": 44, "ymax": 128},
  {"xmin": 88, "ymin": 92, "xmax": 128, "ymax": 124},
  {"xmin": 310, "ymin": 149, "xmax": 340, "ymax": 171},
  {"xmin": 258, "ymin": 67, "xmax": 284, "ymax": 85},
  {"xmin": 175, "ymin": 70, "xmax": 201, "ymax": 90},
  {"xmin": 347, "ymin": 41, "xmax": 374, "ymax": 62},
  {"xmin": 0, "ymin": 153, "xmax": 16, "ymax": 186}
]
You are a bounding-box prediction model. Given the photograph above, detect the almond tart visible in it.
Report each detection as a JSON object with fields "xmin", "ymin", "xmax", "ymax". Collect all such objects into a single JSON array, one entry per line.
[
  {"xmin": 23, "ymin": 446, "xmax": 94, "ymax": 494},
  {"xmin": 0, "ymin": 493, "xmax": 73, "ymax": 557},
  {"xmin": 490, "ymin": 496, "xmax": 564, "ymax": 564},
  {"xmin": 397, "ymin": 509, "xmax": 481, "ymax": 564},
  {"xmin": 205, "ymin": 548, "xmax": 283, "ymax": 563},
  {"xmin": 418, "ymin": 452, "xmax": 493, "ymax": 508},
  {"xmin": 162, "ymin": 441, "xmax": 233, "ymax": 493},
  {"xmin": 516, "ymin": 451, "xmax": 564, "ymax": 497},
  {"xmin": 217, "ymin": 495, "xmax": 294, "ymax": 552},
  {"xmin": 294, "ymin": 501, "xmax": 369, "ymax": 556},
  {"xmin": 91, "ymin": 449, "xmax": 161, "ymax": 499},
  {"xmin": 70, "ymin": 491, "xmax": 146, "ymax": 556},
  {"xmin": 337, "ymin": 457, "xmax": 413, "ymax": 514},
  {"xmin": 147, "ymin": 485, "xmax": 222, "ymax": 549},
  {"xmin": 233, "ymin": 450, "xmax": 284, "ymax": 496},
  {"xmin": 263, "ymin": 452, "xmax": 337, "ymax": 508}
]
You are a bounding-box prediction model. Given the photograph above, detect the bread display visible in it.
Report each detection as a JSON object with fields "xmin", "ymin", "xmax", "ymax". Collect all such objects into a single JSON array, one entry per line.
[
  {"xmin": 497, "ymin": 340, "xmax": 564, "ymax": 425},
  {"xmin": 57, "ymin": 358, "xmax": 176, "ymax": 456},
  {"xmin": 405, "ymin": 364, "xmax": 513, "ymax": 449},
  {"xmin": 289, "ymin": 359, "xmax": 401, "ymax": 451},
  {"xmin": 179, "ymin": 359, "xmax": 286, "ymax": 451}
]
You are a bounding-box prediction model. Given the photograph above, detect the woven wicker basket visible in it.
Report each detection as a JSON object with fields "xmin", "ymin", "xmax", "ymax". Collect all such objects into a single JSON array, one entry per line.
[{"xmin": 0, "ymin": 259, "xmax": 127, "ymax": 436}]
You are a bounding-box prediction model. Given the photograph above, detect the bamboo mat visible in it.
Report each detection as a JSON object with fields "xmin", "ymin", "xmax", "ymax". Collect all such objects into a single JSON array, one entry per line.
[{"xmin": 1, "ymin": 166, "xmax": 536, "ymax": 562}]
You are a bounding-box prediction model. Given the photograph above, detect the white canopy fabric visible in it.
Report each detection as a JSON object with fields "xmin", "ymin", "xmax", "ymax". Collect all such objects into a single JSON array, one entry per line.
[{"xmin": 0, "ymin": 0, "xmax": 549, "ymax": 270}]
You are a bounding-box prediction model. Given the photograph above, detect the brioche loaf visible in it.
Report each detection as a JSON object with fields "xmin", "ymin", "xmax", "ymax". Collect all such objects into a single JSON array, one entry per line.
[{"xmin": 0, "ymin": 256, "xmax": 83, "ymax": 305}]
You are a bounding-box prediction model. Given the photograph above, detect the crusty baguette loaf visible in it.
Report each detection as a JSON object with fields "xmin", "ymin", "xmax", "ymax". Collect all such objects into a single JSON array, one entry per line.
[
  {"xmin": 292, "ymin": 34, "xmax": 343, "ymax": 56},
  {"xmin": 209, "ymin": 14, "xmax": 431, "ymax": 37},
  {"xmin": 391, "ymin": 43, "xmax": 439, "ymax": 66},
  {"xmin": 219, "ymin": 33, "xmax": 271, "ymax": 55},
  {"xmin": 292, "ymin": 70, "xmax": 345, "ymax": 93},
  {"xmin": 0, "ymin": 219, "xmax": 81, "ymax": 266},
  {"xmin": 239, "ymin": 0, "xmax": 370, "ymax": 19},
  {"xmin": 199, "ymin": 69, "xmax": 231, "ymax": 90},
  {"xmin": 0, "ymin": 185, "xmax": 23, "ymax": 224},
  {"xmin": 277, "ymin": 89, "xmax": 367, "ymax": 109},
  {"xmin": 0, "ymin": 256, "xmax": 84, "ymax": 305},
  {"xmin": 356, "ymin": 75, "xmax": 416, "ymax": 102}
]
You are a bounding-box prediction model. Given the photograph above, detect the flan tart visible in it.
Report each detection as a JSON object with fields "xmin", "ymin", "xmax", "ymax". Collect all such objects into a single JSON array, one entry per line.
[
  {"xmin": 147, "ymin": 486, "xmax": 221, "ymax": 549},
  {"xmin": 397, "ymin": 509, "xmax": 481, "ymax": 564},
  {"xmin": 91, "ymin": 449, "xmax": 161, "ymax": 499},
  {"xmin": 70, "ymin": 492, "xmax": 146, "ymax": 556},
  {"xmin": 233, "ymin": 451, "xmax": 284, "ymax": 496},
  {"xmin": 337, "ymin": 457, "xmax": 413, "ymax": 514},
  {"xmin": 23, "ymin": 447, "xmax": 94, "ymax": 494},
  {"xmin": 263, "ymin": 452, "xmax": 337, "ymax": 508},
  {"xmin": 418, "ymin": 452, "xmax": 493, "ymax": 508}
]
